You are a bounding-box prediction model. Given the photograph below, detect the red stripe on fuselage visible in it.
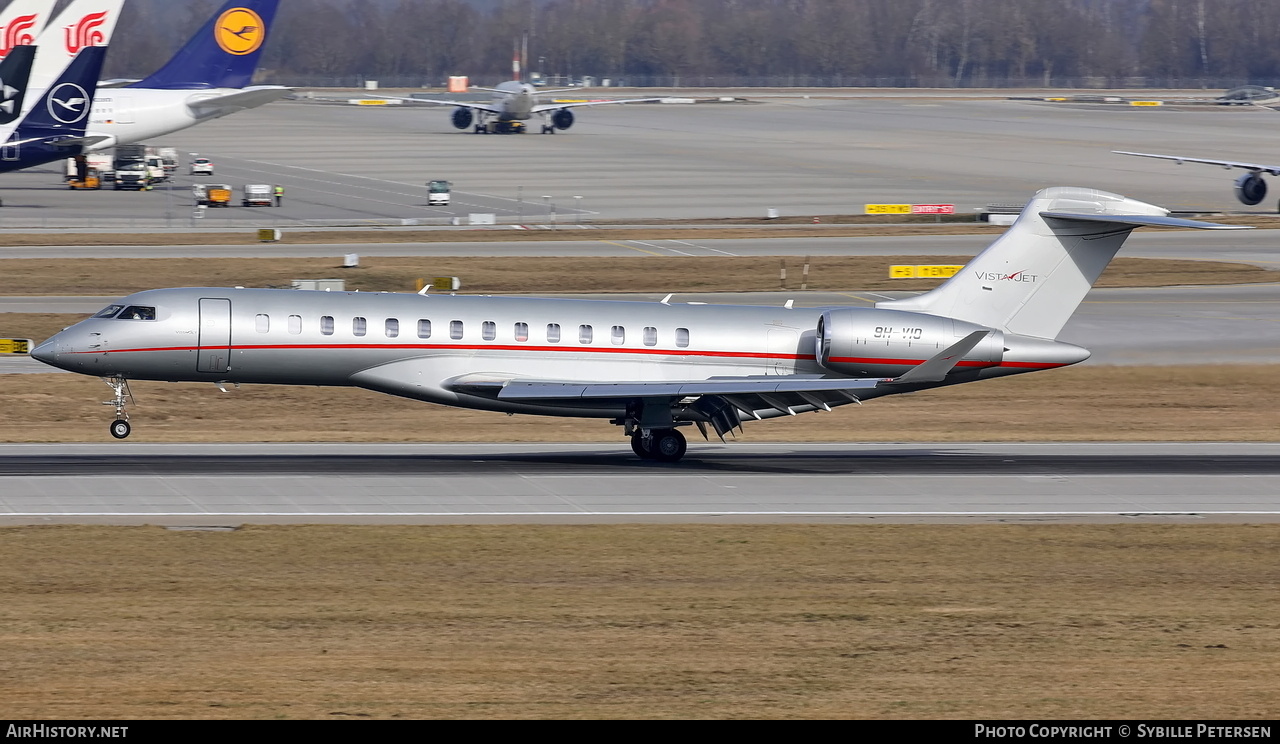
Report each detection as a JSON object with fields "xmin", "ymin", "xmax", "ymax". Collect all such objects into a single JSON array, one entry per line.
[{"xmin": 69, "ymin": 342, "xmax": 1068, "ymax": 369}]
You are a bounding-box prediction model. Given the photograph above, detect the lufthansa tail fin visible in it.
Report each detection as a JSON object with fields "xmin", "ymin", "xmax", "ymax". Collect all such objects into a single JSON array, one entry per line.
[
  {"xmin": 14, "ymin": 44, "xmax": 106, "ymax": 140},
  {"xmin": 130, "ymin": 0, "xmax": 279, "ymax": 90},
  {"xmin": 875, "ymin": 187, "xmax": 1246, "ymax": 340}
]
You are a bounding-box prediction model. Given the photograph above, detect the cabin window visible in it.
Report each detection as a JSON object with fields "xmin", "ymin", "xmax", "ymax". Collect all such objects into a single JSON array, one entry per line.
[
  {"xmin": 482, "ymin": 321, "xmax": 496, "ymax": 341},
  {"xmin": 417, "ymin": 319, "xmax": 432, "ymax": 338},
  {"xmin": 676, "ymin": 328, "xmax": 690, "ymax": 347},
  {"xmin": 93, "ymin": 305, "xmax": 123, "ymax": 319},
  {"xmin": 353, "ymin": 317, "xmax": 367, "ymax": 337},
  {"xmin": 119, "ymin": 306, "xmax": 156, "ymax": 321},
  {"xmin": 450, "ymin": 320, "xmax": 463, "ymax": 339},
  {"xmin": 385, "ymin": 318, "xmax": 399, "ymax": 338},
  {"xmin": 611, "ymin": 325, "xmax": 625, "ymax": 345},
  {"xmin": 288, "ymin": 315, "xmax": 302, "ymax": 335},
  {"xmin": 579, "ymin": 325, "xmax": 593, "ymax": 344},
  {"xmin": 320, "ymin": 316, "xmax": 334, "ymax": 335},
  {"xmin": 514, "ymin": 322, "xmax": 529, "ymax": 342},
  {"xmin": 255, "ymin": 314, "xmax": 269, "ymax": 333},
  {"xmin": 547, "ymin": 323, "xmax": 561, "ymax": 343},
  {"xmin": 643, "ymin": 327, "xmax": 657, "ymax": 346}
]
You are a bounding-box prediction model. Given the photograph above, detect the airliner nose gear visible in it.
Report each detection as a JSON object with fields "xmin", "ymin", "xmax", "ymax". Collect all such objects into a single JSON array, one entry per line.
[{"xmin": 102, "ymin": 376, "xmax": 133, "ymax": 439}]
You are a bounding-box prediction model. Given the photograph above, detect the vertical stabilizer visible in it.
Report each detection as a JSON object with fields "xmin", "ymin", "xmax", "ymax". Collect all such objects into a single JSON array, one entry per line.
[
  {"xmin": 14, "ymin": 44, "xmax": 105, "ymax": 140},
  {"xmin": 130, "ymin": 0, "xmax": 279, "ymax": 90},
  {"xmin": 0, "ymin": 0, "xmax": 53, "ymax": 61},
  {"xmin": 875, "ymin": 187, "xmax": 1244, "ymax": 339},
  {"xmin": 0, "ymin": 46, "xmax": 36, "ymax": 126},
  {"xmin": 27, "ymin": 0, "xmax": 122, "ymax": 93}
]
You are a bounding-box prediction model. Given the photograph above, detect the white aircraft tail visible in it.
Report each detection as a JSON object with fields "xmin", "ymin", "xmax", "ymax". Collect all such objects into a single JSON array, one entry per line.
[{"xmin": 876, "ymin": 187, "xmax": 1244, "ymax": 339}]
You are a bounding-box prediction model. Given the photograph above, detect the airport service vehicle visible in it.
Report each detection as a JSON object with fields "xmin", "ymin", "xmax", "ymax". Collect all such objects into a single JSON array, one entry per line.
[
  {"xmin": 242, "ymin": 184, "xmax": 273, "ymax": 207},
  {"xmin": 157, "ymin": 147, "xmax": 178, "ymax": 173},
  {"xmin": 205, "ymin": 184, "xmax": 232, "ymax": 207},
  {"xmin": 31, "ymin": 188, "xmax": 1248, "ymax": 458},
  {"xmin": 65, "ymin": 152, "xmax": 113, "ymax": 182},
  {"xmin": 112, "ymin": 144, "xmax": 153, "ymax": 190},
  {"xmin": 67, "ymin": 169, "xmax": 101, "ymax": 189},
  {"xmin": 190, "ymin": 157, "xmax": 214, "ymax": 176},
  {"xmin": 427, "ymin": 180, "xmax": 451, "ymax": 206}
]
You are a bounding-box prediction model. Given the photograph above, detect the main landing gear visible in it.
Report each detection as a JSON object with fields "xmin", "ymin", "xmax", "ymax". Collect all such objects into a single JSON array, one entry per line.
[
  {"xmin": 630, "ymin": 428, "xmax": 687, "ymax": 463},
  {"xmin": 103, "ymin": 376, "xmax": 133, "ymax": 439}
]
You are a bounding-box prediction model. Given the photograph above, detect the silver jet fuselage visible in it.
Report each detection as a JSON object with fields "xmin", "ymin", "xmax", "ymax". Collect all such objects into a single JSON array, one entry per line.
[{"xmin": 35, "ymin": 287, "xmax": 1086, "ymax": 419}]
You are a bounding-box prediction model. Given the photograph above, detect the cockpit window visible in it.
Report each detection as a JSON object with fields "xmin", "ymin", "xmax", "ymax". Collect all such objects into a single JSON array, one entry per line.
[
  {"xmin": 119, "ymin": 306, "xmax": 156, "ymax": 321},
  {"xmin": 93, "ymin": 305, "xmax": 124, "ymax": 319}
]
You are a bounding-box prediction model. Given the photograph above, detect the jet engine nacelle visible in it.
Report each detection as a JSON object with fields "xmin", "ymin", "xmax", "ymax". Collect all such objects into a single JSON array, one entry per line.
[
  {"xmin": 452, "ymin": 107, "xmax": 474, "ymax": 130},
  {"xmin": 1234, "ymin": 172, "xmax": 1267, "ymax": 205},
  {"xmin": 815, "ymin": 309, "xmax": 1003, "ymax": 377},
  {"xmin": 551, "ymin": 108, "xmax": 574, "ymax": 130}
]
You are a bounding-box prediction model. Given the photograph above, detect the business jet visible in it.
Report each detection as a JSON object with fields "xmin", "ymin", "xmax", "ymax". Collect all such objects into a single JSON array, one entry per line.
[
  {"xmin": 0, "ymin": 0, "xmax": 52, "ymax": 61},
  {"xmin": 78, "ymin": 0, "xmax": 287, "ymax": 151},
  {"xmin": 32, "ymin": 187, "xmax": 1245, "ymax": 461},
  {"xmin": 1114, "ymin": 148, "xmax": 1280, "ymax": 212}
]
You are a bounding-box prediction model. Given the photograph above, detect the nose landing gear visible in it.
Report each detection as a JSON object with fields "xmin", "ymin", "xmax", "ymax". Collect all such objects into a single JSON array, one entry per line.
[{"xmin": 103, "ymin": 376, "xmax": 134, "ymax": 439}]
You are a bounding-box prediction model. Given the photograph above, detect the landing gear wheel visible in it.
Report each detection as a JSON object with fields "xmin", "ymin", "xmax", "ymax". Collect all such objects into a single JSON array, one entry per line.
[
  {"xmin": 650, "ymin": 428, "xmax": 687, "ymax": 463},
  {"xmin": 631, "ymin": 432, "xmax": 655, "ymax": 460},
  {"xmin": 542, "ymin": 125, "xmax": 555, "ymax": 134},
  {"xmin": 110, "ymin": 420, "xmax": 131, "ymax": 439}
]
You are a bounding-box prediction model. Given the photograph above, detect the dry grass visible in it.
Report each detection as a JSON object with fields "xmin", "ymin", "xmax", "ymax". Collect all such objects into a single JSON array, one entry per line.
[
  {"xmin": 0, "ymin": 523, "xmax": 1277, "ymax": 719},
  {"xmin": 3, "ymin": 365, "xmax": 1277, "ymax": 443},
  {"xmin": 1, "ymin": 255, "xmax": 1272, "ymax": 297}
]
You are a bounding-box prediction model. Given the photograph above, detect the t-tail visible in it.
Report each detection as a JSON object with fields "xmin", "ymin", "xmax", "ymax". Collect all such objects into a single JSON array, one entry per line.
[
  {"xmin": 12, "ymin": 44, "xmax": 105, "ymax": 142},
  {"xmin": 129, "ymin": 0, "xmax": 279, "ymax": 90},
  {"xmin": 875, "ymin": 186, "xmax": 1246, "ymax": 339}
]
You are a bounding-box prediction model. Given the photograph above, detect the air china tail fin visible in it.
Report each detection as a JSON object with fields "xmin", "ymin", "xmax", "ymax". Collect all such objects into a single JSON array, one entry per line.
[
  {"xmin": 0, "ymin": 0, "xmax": 53, "ymax": 61},
  {"xmin": 14, "ymin": 44, "xmax": 105, "ymax": 140},
  {"xmin": 27, "ymin": 0, "xmax": 121, "ymax": 93},
  {"xmin": 875, "ymin": 187, "xmax": 1246, "ymax": 340},
  {"xmin": 131, "ymin": 0, "xmax": 279, "ymax": 90}
]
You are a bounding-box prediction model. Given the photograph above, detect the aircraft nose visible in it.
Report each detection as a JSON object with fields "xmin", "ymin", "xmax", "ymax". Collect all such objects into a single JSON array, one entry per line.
[{"xmin": 30, "ymin": 339, "xmax": 58, "ymax": 365}]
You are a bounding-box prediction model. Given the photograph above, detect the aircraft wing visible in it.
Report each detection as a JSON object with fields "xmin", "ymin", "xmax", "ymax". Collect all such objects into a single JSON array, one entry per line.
[
  {"xmin": 1113, "ymin": 150, "xmax": 1280, "ymax": 176},
  {"xmin": 530, "ymin": 97, "xmax": 663, "ymax": 113},
  {"xmin": 476, "ymin": 376, "xmax": 882, "ymax": 401},
  {"xmin": 373, "ymin": 95, "xmax": 503, "ymax": 114},
  {"xmin": 186, "ymin": 86, "xmax": 292, "ymax": 117}
]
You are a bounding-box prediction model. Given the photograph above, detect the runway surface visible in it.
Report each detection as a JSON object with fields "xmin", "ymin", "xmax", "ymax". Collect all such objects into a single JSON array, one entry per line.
[{"xmin": 2, "ymin": 442, "xmax": 1276, "ymax": 526}]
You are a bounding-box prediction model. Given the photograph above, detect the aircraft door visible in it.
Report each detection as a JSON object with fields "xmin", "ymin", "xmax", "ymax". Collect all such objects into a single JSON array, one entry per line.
[
  {"xmin": 197, "ymin": 298, "xmax": 232, "ymax": 373},
  {"xmin": 1, "ymin": 143, "xmax": 19, "ymax": 161}
]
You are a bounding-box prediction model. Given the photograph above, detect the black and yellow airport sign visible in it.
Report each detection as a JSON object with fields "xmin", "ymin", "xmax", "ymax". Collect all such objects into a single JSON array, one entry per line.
[
  {"xmin": 865, "ymin": 204, "xmax": 912, "ymax": 214},
  {"xmin": 889, "ymin": 265, "xmax": 964, "ymax": 279},
  {"xmin": 0, "ymin": 338, "xmax": 32, "ymax": 354},
  {"xmin": 1130, "ymin": 100, "xmax": 1163, "ymax": 106}
]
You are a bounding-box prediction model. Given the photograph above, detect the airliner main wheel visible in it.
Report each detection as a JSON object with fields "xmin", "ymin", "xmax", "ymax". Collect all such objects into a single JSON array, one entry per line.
[
  {"xmin": 650, "ymin": 428, "xmax": 687, "ymax": 463},
  {"xmin": 110, "ymin": 420, "xmax": 131, "ymax": 439},
  {"xmin": 631, "ymin": 432, "xmax": 655, "ymax": 460}
]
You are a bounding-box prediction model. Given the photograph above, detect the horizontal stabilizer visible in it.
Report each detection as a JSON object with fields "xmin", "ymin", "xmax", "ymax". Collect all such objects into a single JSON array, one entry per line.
[
  {"xmin": 188, "ymin": 86, "xmax": 291, "ymax": 117},
  {"xmin": 885, "ymin": 330, "xmax": 992, "ymax": 385},
  {"xmin": 1039, "ymin": 211, "xmax": 1249, "ymax": 230}
]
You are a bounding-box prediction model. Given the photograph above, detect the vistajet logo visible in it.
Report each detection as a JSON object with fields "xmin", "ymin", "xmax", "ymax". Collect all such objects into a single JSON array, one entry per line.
[{"xmin": 975, "ymin": 269, "xmax": 1038, "ymax": 283}]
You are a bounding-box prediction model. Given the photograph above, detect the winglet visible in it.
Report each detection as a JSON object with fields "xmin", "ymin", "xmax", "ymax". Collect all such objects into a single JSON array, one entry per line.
[{"xmin": 883, "ymin": 330, "xmax": 991, "ymax": 385}]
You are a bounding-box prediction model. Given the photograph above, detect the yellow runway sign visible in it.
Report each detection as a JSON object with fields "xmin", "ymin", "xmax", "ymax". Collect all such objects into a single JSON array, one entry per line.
[
  {"xmin": 865, "ymin": 204, "xmax": 912, "ymax": 214},
  {"xmin": 0, "ymin": 338, "xmax": 32, "ymax": 354},
  {"xmin": 889, "ymin": 265, "xmax": 964, "ymax": 279}
]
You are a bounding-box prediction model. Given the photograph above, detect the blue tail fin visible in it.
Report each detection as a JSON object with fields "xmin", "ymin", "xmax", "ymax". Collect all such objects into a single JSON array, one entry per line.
[
  {"xmin": 0, "ymin": 45, "xmax": 36, "ymax": 126},
  {"xmin": 15, "ymin": 45, "xmax": 105, "ymax": 138},
  {"xmin": 130, "ymin": 0, "xmax": 279, "ymax": 90}
]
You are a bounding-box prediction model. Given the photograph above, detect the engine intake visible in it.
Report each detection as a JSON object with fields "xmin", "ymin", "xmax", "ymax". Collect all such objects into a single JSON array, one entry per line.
[
  {"xmin": 451, "ymin": 107, "xmax": 474, "ymax": 130},
  {"xmin": 1235, "ymin": 172, "xmax": 1267, "ymax": 205},
  {"xmin": 551, "ymin": 108, "xmax": 574, "ymax": 130}
]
